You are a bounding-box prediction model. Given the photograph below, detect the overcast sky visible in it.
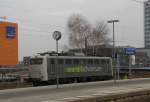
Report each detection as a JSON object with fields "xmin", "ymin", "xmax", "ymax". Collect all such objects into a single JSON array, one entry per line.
[{"xmin": 0, "ymin": 0, "xmax": 145, "ymax": 60}]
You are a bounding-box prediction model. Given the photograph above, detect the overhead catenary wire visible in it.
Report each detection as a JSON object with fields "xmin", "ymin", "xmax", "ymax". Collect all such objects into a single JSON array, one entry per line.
[
  {"xmin": 0, "ymin": 2, "xmax": 82, "ymax": 38},
  {"xmin": 20, "ymin": 27, "xmax": 50, "ymax": 33},
  {"xmin": 0, "ymin": 3, "xmax": 63, "ymax": 30}
]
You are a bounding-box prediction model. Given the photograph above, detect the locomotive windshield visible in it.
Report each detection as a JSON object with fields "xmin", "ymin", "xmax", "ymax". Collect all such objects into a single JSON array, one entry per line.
[{"xmin": 30, "ymin": 58, "xmax": 43, "ymax": 65}]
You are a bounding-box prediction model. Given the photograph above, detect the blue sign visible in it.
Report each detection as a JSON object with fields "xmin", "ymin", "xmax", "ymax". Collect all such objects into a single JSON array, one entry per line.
[
  {"xmin": 6, "ymin": 26, "xmax": 16, "ymax": 38},
  {"xmin": 124, "ymin": 48, "xmax": 136, "ymax": 55}
]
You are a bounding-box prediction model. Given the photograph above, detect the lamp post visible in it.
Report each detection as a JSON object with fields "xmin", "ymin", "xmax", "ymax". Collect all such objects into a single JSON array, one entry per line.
[{"xmin": 108, "ymin": 20, "xmax": 119, "ymax": 83}]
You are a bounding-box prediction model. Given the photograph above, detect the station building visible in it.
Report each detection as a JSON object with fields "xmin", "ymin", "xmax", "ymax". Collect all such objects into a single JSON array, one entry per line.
[{"xmin": 0, "ymin": 21, "xmax": 18, "ymax": 66}]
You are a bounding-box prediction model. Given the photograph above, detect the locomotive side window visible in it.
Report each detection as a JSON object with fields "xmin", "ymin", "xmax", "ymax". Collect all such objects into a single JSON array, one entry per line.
[
  {"xmin": 65, "ymin": 59, "xmax": 72, "ymax": 64},
  {"xmin": 88, "ymin": 59, "xmax": 93, "ymax": 65},
  {"xmin": 58, "ymin": 59, "xmax": 63, "ymax": 64},
  {"xmin": 30, "ymin": 58, "xmax": 43, "ymax": 65},
  {"xmin": 73, "ymin": 59, "xmax": 79, "ymax": 65},
  {"xmin": 81, "ymin": 59, "xmax": 86, "ymax": 64},
  {"xmin": 94, "ymin": 59, "xmax": 99, "ymax": 65},
  {"xmin": 101, "ymin": 59, "xmax": 105, "ymax": 64},
  {"xmin": 106, "ymin": 59, "xmax": 110, "ymax": 64}
]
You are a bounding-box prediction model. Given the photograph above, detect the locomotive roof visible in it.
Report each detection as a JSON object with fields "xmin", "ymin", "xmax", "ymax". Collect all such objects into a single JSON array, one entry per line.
[
  {"xmin": 48, "ymin": 56, "xmax": 111, "ymax": 59},
  {"xmin": 31, "ymin": 55, "xmax": 111, "ymax": 59}
]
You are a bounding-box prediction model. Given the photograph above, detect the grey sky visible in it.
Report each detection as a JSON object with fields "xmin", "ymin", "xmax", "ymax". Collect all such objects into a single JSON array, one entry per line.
[{"xmin": 0, "ymin": 0, "xmax": 144, "ymax": 60}]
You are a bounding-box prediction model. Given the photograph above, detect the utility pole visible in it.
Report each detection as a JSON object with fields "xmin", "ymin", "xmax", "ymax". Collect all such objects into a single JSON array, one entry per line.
[
  {"xmin": 108, "ymin": 20, "xmax": 119, "ymax": 84},
  {"xmin": 117, "ymin": 53, "xmax": 120, "ymax": 80},
  {"xmin": 85, "ymin": 37, "xmax": 87, "ymax": 56}
]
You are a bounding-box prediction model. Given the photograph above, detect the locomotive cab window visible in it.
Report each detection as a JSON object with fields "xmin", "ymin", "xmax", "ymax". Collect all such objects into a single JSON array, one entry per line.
[
  {"xmin": 65, "ymin": 59, "xmax": 72, "ymax": 64},
  {"xmin": 30, "ymin": 58, "xmax": 43, "ymax": 65}
]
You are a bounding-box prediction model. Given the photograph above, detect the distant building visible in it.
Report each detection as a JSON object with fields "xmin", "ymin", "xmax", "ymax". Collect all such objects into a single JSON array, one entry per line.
[
  {"xmin": 136, "ymin": 48, "xmax": 150, "ymax": 67},
  {"xmin": 144, "ymin": 0, "xmax": 150, "ymax": 48},
  {"xmin": 69, "ymin": 44, "xmax": 113, "ymax": 57},
  {"xmin": 0, "ymin": 21, "xmax": 18, "ymax": 66}
]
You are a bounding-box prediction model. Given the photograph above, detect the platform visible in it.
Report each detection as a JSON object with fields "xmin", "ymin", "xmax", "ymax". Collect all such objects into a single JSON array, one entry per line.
[{"xmin": 0, "ymin": 78, "xmax": 150, "ymax": 102}]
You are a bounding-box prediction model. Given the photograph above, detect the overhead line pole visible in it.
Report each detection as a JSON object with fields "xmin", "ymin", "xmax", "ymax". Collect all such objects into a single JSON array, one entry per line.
[{"xmin": 108, "ymin": 20, "xmax": 119, "ymax": 84}]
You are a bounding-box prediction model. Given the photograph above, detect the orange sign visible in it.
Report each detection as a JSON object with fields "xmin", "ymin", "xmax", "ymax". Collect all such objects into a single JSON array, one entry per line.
[{"xmin": 0, "ymin": 21, "xmax": 18, "ymax": 66}]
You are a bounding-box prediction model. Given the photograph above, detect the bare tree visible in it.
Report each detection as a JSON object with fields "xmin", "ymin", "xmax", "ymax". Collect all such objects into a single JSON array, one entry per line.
[
  {"xmin": 67, "ymin": 14, "xmax": 91, "ymax": 50},
  {"xmin": 88, "ymin": 21, "xmax": 110, "ymax": 55},
  {"xmin": 67, "ymin": 14, "xmax": 110, "ymax": 55},
  {"xmin": 91, "ymin": 21, "xmax": 109, "ymax": 45}
]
